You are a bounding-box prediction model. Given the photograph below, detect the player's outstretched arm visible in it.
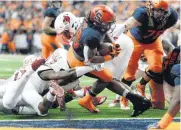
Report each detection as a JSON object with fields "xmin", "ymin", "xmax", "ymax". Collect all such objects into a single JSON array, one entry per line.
[
  {"xmin": 38, "ymin": 66, "xmax": 98, "ymax": 81},
  {"xmin": 38, "ymin": 69, "xmax": 75, "ymax": 81}
]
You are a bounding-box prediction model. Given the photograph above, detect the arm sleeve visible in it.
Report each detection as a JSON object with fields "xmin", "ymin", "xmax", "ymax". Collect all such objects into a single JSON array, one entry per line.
[{"xmin": 132, "ymin": 8, "xmax": 147, "ymax": 24}]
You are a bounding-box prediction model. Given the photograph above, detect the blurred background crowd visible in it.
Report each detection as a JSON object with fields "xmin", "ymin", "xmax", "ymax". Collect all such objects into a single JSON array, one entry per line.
[{"xmin": 0, "ymin": 1, "xmax": 180, "ymax": 54}]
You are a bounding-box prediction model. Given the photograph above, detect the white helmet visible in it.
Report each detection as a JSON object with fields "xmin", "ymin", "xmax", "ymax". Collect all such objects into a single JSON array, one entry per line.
[
  {"xmin": 23, "ymin": 55, "xmax": 37, "ymax": 67},
  {"xmin": 69, "ymin": 17, "xmax": 84, "ymax": 35},
  {"xmin": 54, "ymin": 12, "xmax": 76, "ymax": 34}
]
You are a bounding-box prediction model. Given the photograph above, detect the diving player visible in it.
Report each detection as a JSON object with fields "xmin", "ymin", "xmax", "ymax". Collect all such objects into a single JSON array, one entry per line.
[{"xmin": 59, "ymin": 5, "xmax": 151, "ymax": 116}]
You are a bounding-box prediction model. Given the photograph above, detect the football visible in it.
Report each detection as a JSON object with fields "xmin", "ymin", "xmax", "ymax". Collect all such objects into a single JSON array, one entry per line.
[{"xmin": 97, "ymin": 42, "xmax": 113, "ymax": 56}]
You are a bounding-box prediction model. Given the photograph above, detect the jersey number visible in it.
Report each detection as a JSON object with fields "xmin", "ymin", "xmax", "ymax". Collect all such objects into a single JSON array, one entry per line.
[{"xmin": 143, "ymin": 30, "xmax": 165, "ymax": 40}]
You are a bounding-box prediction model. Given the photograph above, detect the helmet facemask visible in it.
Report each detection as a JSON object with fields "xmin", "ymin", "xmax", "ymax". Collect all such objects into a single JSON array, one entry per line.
[
  {"xmin": 148, "ymin": 1, "xmax": 171, "ymax": 29},
  {"xmin": 152, "ymin": 8, "xmax": 170, "ymax": 23}
]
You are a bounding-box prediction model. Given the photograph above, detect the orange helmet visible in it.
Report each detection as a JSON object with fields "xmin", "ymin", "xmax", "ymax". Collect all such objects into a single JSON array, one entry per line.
[
  {"xmin": 86, "ymin": 5, "xmax": 116, "ymax": 32},
  {"xmin": 151, "ymin": 0, "xmax": 169, "ymax": 11}
]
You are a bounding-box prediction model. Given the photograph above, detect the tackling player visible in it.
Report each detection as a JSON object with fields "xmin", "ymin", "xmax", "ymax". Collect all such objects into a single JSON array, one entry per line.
[{"xmin": 0, "ymin": 55, "xmax": 45, "ymax": 112}]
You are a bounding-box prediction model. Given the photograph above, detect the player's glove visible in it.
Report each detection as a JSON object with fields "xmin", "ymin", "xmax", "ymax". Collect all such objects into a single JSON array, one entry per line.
[
  {"xmin": 31, "ymin": 57, "xmax": 46, "ymax": 71},
  {"xmin": 91, "ymin": 63, "xmax": 104, "ymax": 71},
  {"xmin": 109, "ymin": 43, "xmax": 121, "ymax": 57},
  {"xmin": 113, "ymin": 43, "xmax": 121, "ymax": 56}
]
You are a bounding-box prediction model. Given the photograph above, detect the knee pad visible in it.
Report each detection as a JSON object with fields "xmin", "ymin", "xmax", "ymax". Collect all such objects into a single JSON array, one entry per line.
[{"xmin": 146, "ymin": 70, "xmax": 163, "ymax": 84}]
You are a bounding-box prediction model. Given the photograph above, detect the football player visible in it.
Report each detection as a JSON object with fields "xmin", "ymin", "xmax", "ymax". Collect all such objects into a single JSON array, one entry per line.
[
  {"xmin": 0, "ymin": 55, "xmax": 45, "ymax": 113},
  {"xmin": 109, "ymin": 37, "xmax": 175, "ymax": 109},
  {"xmin": 147, "ymin": 46, "xmax": 180, "ymax": 129},
  {"xmin": 118, "ymin": 0, "xmax": 180, "ymax": 109},
  {"xmin": 21, "ymin": 48, "xmax": 105, "ymax": 116},
  {"xmin": 41, "ymin": 1, "xmax": 62, "ymax": 58},
  {"xmin": 0, "ymin": 48, "xmax": 103, "ymax": 116},
  {"xmin": 55, "ymin": 5, "xmax": 151, "ymax": 116}
]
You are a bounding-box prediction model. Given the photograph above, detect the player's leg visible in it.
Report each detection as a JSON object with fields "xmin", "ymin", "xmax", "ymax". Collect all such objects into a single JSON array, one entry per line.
[
  {"xmin": 22, "ymin": 83, "xmax": 48, "ymax": 116},
  {"xmin": 2, "ymin": 58, "xmax": 45, "ymax": 109},
  {"xmin": 149, "ymin": 80, "xmax": 165, "ymax": 109},
  {"xmin": 112, "ymin": 33, "xmax": 134, "ymax": 109},
  {"xmin": 106, "ymin": 79, "xmax": 151, "ymax": 117},
  {"xmin": 90, "ymin": 68, "xmax": 113, "ymax": 82},
  {"xmin": 120, "ymin": 31, "xmax": 144, "ymax": 109},
  {"xmin": 7, "ymin": 41, "xmax": 16, "ymax": 54},
  {"xmin": 3, "ymin": 69, "xmax": 34, "ymax": 109},
  {"xmin": 78, "ymin": 79, "xmax": 107, "ymax": 113},
  {"xmin": 137, "ymin": 38, "xmax": 164, "ymax": 107},
  {"xmin": 123, "ymin": 31, "xmax": 144, "ymax": 84},
  {"xmin": 41, "ymin": 34, "xmax": 54, "ymax": 58}
]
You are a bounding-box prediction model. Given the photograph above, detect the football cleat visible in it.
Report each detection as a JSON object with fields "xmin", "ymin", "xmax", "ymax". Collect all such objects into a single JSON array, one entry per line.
[
  {"xmin": 78, "ymin": 94, "xmax": 100, "ymax": 113},
  {"xmin": 130, "ymin": 94, "xmax": 152, "ymax": 117},
  {"xmin": 49, "ymin": 80, "xmax": 64, "ymax": 98},
  {"xmin": 49, "ymin": 80, "xmax": 65, "ymax": 111}
]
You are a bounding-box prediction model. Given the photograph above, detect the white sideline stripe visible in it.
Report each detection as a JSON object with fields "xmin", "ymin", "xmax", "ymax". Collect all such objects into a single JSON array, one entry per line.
[{"xmin": 0, "ymin": 117, "xmax": 179, "ymax": 122}]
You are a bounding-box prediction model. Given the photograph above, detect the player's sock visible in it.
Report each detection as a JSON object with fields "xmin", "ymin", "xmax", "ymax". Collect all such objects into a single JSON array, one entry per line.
[
  {"xmin": 46, "ymin": 91, "xmax": 55, "ymax": 102},
  {"xmin": 74, "ymin": 89, "xmax": 85, "ymax": 98},
  {"xmin": 115, "ymin": 94, "xmax": 120, "ymax": 100},
  {"xmin": 18, "ymin": 106, "xmax": 37, "ymax": 115},
  {"xmin": 158, "ymin": 112, "xmax": 173, "ymax": 129},
  {"xmin": 139, "ymin": 77, "xmax": 148, "ymax": 85},
  {"xmin": 75, "ymin": 66, "xmax": 94, "ymax": 77}
]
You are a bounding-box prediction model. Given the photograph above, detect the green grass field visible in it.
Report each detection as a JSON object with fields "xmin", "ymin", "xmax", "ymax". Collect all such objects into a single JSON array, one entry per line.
[{"xmin": 0, "ymin": 54, "xmax": 179, "ymax": 120}]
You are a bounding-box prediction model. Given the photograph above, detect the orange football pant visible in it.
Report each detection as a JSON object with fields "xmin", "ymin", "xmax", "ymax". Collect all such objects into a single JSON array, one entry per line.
[
  {"xmin": 67, "ymin": 47, "xmax": 113, "ymax": 82},
  {"xmin": 124, "ymin": 31, "xmax": 164, "ymax": 106},
  {"xmin": 41, "ymin": 33, "xmax": 62, "ymax": 59}
]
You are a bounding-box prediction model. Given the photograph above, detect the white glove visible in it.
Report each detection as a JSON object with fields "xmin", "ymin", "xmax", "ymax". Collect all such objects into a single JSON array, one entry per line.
[{"xmin": 91, "ymin": 63, "xmax": 104, "ymax": 71}]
